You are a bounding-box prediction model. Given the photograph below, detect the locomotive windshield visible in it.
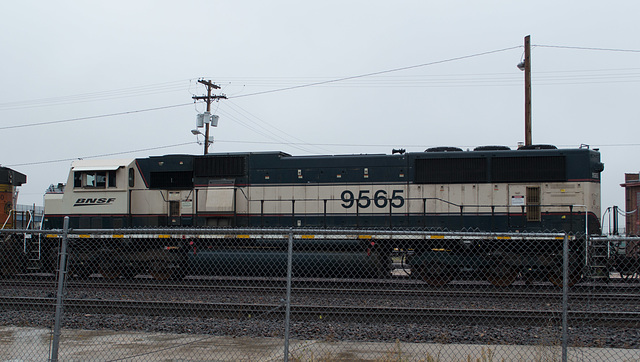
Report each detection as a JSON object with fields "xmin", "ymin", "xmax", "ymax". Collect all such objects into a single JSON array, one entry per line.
[{"xmin": 73, "ymin": 170, "xmax": 116, "ymax": 188}]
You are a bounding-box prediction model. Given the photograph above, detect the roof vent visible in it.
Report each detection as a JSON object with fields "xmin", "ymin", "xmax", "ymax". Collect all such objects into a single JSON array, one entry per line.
[
  {"xmin": 473, "ymin": 145, "xmax": 511, "ymax": 151},
  {"xmin": 425, "ymin": 146, "xmax": 463, "ymax": 153},
  {"xmin": 517, "ymin": 144, "xmax": 557, "ymax": 150}
]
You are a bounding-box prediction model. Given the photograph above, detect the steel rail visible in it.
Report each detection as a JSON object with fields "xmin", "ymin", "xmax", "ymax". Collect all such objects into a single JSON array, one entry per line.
[
  {"xmin": 1, "ymin": 296, "xmax": 639, "ymax": 328},
  {"xmin": 2, "ymin": 279, "xmax": 640, "ymax": 304}
]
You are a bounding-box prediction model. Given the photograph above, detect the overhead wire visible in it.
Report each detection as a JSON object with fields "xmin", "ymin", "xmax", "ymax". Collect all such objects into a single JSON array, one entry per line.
[
  {"xmin": 4, "ymin": 69, "xmax": 640, "ymax": 131},
  {"xmin": 222, "ymin": 100, "xmax": 329, "ymax": 154},
  {"xmin": 534, "ymin": 44, "xmax": 640, "ymax": 53},
  {"xmin": 0, "ymin": 79, "xmax": 192, "ymax": 111},
  {"xmin": 212, "ymin": 68, "xmax": 640, "ymax": 89},
  {"xmin": 216, "ymin": 106, "xmax": 318, "ymax": 154},
  {"xmin": 2, "ymin": 43, "xmax": 638, "ymax": 112},
  {"xmin": 228, "ymin": 45, "xmax": 523, "ymax": 98},
  {"xmin": 4, "ymin": 142, "xmax": 195, "ymax": 168},
  {"xmin": 0, "ymin": 103, "xmax": 192, "ymax": 130},
  {"xmin": 5, "ymin": 42, "xmax": 640, "ymax": 162}
]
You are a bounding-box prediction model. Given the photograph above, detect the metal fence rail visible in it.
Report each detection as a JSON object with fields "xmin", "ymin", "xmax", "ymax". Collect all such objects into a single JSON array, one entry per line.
[{"xmin": 1, "ymin": 223, "xmax": 640, "ymax": 361}]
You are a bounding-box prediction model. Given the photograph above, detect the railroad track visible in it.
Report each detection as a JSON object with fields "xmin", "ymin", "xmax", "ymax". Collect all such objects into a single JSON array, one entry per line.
[
  {"xmin": 3, "ymin": 278, "xmax": 640, "ymax": 304},
  {"xmin": 5, "ymin": 273, "xmax": 640, "ymax": 290},
  {"xmin": 1, "ymin": 296, "xmax": 639, "ymax": 328}
]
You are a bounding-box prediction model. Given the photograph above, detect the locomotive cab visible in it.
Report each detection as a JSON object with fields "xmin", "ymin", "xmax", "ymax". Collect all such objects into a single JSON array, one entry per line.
[{"xmin": 43, "ymin": 159, "xmax": 134, "ymax": 229}]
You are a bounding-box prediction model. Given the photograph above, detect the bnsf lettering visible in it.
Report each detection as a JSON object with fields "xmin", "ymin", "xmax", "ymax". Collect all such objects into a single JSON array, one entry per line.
[{"xmin": 74, "ymin": 198, "xmax": 116, "ymax": 206}]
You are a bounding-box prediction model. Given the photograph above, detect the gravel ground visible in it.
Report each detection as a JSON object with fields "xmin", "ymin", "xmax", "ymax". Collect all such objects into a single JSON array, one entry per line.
[
  {"xmin": 1, "ymin": 310, "xmax": 639, "ymax": 349},
  {"xmin": 2, "ymin": 279, "xmax": 640, "ymax": 350}
]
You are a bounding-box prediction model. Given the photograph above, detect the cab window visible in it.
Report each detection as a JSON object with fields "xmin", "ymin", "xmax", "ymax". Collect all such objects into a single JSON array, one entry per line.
[{"xmin": 74, "ymin": 170, "xmax": 116, "ymax": 188}]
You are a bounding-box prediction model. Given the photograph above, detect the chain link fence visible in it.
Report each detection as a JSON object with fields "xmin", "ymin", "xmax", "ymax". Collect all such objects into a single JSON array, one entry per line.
[{"xmin": 2, "ymin": 224, "xmax": 640, "ymax": 361}]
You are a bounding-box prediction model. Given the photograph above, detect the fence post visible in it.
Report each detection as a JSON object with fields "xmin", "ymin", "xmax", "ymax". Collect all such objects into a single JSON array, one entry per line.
[
  {"xmin": 50, "ymin": 216, "xmax": 69, "ymax": 362},
  {"xmin": 561, "ymin": 233, "xmax": 569, "ymax": 362},
  {"xmin": 283, "ymin": 228, "xmax": 293, "ymax": 362}
]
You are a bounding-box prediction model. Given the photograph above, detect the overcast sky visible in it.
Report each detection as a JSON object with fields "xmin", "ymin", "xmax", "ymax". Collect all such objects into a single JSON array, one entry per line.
[{"xmin": 1, "ymin": 1, "xmax": 639, "ymax": 231}]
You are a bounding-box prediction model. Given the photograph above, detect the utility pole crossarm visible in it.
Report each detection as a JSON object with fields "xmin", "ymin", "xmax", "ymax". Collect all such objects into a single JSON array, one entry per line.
[{"xmin": 192, "ymin": 95, "xmax": 227, "ymax": 102}]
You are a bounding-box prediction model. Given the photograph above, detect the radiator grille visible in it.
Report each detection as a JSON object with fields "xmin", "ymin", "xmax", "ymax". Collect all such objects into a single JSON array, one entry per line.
[
  {"xmin": 415, "ymin": 158, "xmax": 487, "ymax": 184},
  {"xmin": 492, "ymin": 156, "xmax": 566, "ymax": 183},
  {"xmin": 195, "ymin": 156, "xmax": 246, "ymax": 177}
]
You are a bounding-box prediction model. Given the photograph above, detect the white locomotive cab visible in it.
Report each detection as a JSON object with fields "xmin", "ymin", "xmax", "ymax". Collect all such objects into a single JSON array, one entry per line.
[{"xmin": 45, "ymin": 159, "xmax": 134, "ymax": 216}]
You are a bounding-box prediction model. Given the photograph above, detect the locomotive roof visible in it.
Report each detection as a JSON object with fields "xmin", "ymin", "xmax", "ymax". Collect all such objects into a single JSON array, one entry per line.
[
  {"xmin": 0, "ymin": 166, "xmax": 26, "ymax": 186},
  {"xmin": 130, "ymin": 146, "xmax": 600, "ymax": 165},
  {"xmin": 71, "ymin": 159, "xmax": 134, "ymax": 171}
]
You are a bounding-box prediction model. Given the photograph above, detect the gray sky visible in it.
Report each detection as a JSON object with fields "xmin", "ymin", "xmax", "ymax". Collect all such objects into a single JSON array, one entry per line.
[{"xmin": 1, "ymin": 1, "xmax": 639, "ymax": 231}]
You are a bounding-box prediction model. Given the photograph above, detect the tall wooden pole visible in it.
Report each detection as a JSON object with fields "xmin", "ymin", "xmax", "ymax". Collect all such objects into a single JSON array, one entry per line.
[
  {"xmin": 192, "ymin": 80, "xmax": 226, "ymax": 155},
  {"xmin": 204, "ymin": 82, "xmax": 212, "ymax": 155},
  {"xmin": 524, "ymin": 35, "xmax": 532, "ymax": 146}
]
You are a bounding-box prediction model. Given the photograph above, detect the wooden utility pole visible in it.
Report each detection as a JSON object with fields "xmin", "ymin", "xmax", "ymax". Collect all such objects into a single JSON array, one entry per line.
[
  {"xmin": 523, "ymin": 35, "xmax": 532, "ymax": 146},
  {"xmin": 192, "ymin": 80, "xmax": 227, "ymax": 155}
]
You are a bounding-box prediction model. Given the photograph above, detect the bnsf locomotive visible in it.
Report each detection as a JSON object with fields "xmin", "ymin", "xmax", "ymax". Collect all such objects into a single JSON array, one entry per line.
[
  {"xmin": 33, "ymin": 145, "xmax": 604, "ymax": 286},
  {"xmin": 43, "ymin": 145, "xmax": 602, "ymax": 232}
]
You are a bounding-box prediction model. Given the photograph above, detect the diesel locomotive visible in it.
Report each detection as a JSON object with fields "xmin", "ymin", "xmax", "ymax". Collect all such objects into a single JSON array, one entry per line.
[
  {"xmin": 32, "ymin": 144, "xmax": 604, "ymax": 286},
  {"xmin": 0, "ymin": 145, "xmax": 604, "ymax": 286},
  {"xmin": 43, "ymin": 145, "xmax": 603, "ymax": 232}
]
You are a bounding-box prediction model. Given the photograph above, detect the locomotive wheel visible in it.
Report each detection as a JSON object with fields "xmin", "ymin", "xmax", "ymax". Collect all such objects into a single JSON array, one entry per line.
[
  {"xmin": 99, "ymin": 260, "xmax": 121, "ymax": 279},
  {"xmin": 547, "ymin": 269, "xmax": 581, "ymax": 287},
  {"xmin": 415, "ymin": 263, "xmax": 454, "ymax": 287},
  {"xmin": 150, "ymin": 268, "xmax": 171, "ymax": 281},
  {"xmin": 149, "ymin": 261, "xmax": 170, "ymax": 280},
  {"xmin": 0, "ymin": 239, "xmax": 25, "ymax": 278},
  {"xmin": 68, "ymin": 264, "xmax": 91, "ymax": 279},
  {"xmin": 66, "ymin": 255, "xmax": 92, "ymax": 279},
  {"xmin": 97, "ymin": 250, "xmax": 122, "ymax": 279},
  {"xmin": 486, "ymin": 266, "xmax": 519, "ymax": 287},
  {"xmin": 122, "ymin": 268, "xmax": 138, "ymax": 279},
  {"xmin": 0, "ymin": 262, "xmax": 17, "ymax": 278},
  {"xmin": 99, "ymin": 267, "xmax": 121, "ymax": 280},
  {"xmin": 149, "ymin": 262, "xmax": 185, "ymax": 281}
]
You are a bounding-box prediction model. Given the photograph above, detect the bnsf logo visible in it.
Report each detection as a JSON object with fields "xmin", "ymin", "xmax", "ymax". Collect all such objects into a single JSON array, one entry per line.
[{"xmin": 74, "ymin": 198, "xmax": 116, "ymax": 206}]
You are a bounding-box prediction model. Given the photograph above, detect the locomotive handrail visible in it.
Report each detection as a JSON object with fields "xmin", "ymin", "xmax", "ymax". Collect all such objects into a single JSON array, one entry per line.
[
  {"xmin": 0, "ymin": 228, "xmax": 67, "ymax": 235},
  {"xmin": 21, "ymin": 226, "xmax": 566, "ymax": 239},
  {"xmin": 245, "ymin": 196, "xmax": 594, "ymax": 210},
  {"xmin": 1, "ymin": 209, "xmax": 12, "ymax": 229}
]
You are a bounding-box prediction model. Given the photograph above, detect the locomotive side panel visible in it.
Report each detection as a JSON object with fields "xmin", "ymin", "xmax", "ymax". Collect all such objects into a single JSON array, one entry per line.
[{"xmin": 211, "ymin": 148, "xmax": 604, "ymax": 232}]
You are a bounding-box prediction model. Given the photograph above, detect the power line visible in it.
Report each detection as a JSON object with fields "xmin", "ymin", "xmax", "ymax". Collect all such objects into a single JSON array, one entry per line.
[
  {"xmin": 0, "ymin": 79, "xmax": 192, "ymax": 111},
  {"xmin": 534, "ymin": 44, "xmax": 640, "ymax": 53},
  {"xmin": 221, "ymin": 100, "xmax": 326, "ymax": 154},
  {"xmin": 0, "ymin": 103, "xmax": 192, "ymax": 130},
  {"xmin": 4, "ymin": 142, "xmax": 195, "ymax": 167},
  {"xmin": 4, "ymin": 43, "xmax": 639, "ymax": 132},
  {"xmin": 2, "ymin": 46, "xmax": 523, "ymax": 131},
  {"xmin": 229, "ymin": 45, "xmax": 522, "ymax": 98}
]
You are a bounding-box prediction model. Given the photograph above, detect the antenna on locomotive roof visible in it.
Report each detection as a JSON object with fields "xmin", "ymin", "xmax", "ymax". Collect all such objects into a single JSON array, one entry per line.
[{"xmin": 192, "ymin": 79, "xmax": 227, "ymax": 155}]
